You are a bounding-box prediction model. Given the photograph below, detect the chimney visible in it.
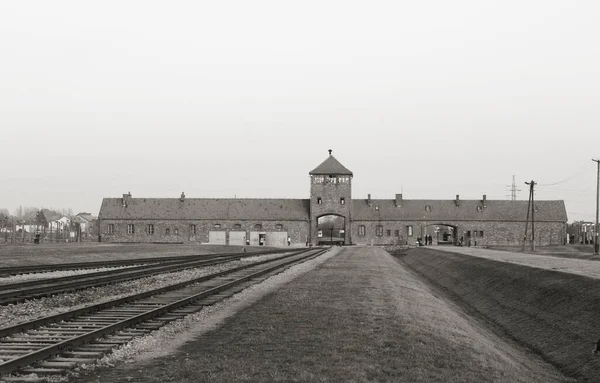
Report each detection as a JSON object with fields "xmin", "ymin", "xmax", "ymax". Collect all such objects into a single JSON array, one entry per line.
[
  {"xmin": 455, "ymin": 194, "xmax": 460, "ymax": 207},
  {"xmin": 180, "ymin": 192, "xmax": 186, "ymax": 202},
  {"xmin": 367, "ymin": 194, "xmax": 372, "ymax": 207},
  {"xmin": 122, "ymin": 192, "xmax": 131, "ymax": 207},
  {"xmin": 482, "ymin": 194, "xmax": 487, "ymax": 208},
  {"xmin": 395, "ymin": 194, "xmax": 403, "ymax": 207}
]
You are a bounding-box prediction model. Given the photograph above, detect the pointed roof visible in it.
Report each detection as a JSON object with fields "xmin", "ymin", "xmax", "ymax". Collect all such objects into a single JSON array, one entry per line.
[{"xmin": 309, "ymin": 150, "xmax": 353, "ymax": 176}]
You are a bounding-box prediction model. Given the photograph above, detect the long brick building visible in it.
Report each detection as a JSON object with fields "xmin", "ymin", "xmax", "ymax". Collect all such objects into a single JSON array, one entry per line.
[{"xmin": 98, "ymin": 150, "xmax": 568, "ymax": 247}]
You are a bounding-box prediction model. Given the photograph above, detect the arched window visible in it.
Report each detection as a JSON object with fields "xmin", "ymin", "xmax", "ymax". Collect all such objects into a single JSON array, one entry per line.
[
  {"xmin": 376, "ymin": 225, "xmax": 383, "ymax": 237},
  {"xmin": 254, "ymin": 223, "xmax": 262, "ymax": 230}
]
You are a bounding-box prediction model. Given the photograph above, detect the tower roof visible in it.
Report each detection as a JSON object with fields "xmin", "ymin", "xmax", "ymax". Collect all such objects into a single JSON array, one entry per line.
[{"xmin": 309, "ymin": 150, "xmax": 353, "ymax": 176}]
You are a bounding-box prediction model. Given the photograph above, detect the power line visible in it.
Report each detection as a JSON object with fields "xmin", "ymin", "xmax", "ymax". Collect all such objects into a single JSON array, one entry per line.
[{"xmin": 538, "ymin": 162, "xmax": 595, "ymax": 186}]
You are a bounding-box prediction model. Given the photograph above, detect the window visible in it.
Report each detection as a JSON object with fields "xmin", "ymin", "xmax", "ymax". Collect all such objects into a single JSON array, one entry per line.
[
  {"xmin": 166, "ymin": 228, "xmax": 170, "ymax": 235},
  {"xmin": 127, "ymin": 224, "xmax": 134, "ymax": 235},
  {"xmin": 107, "ymin": 224, "xmax": 114, "ymax": 235},
  {"xmin": 395, "ymin": 230, "xmax": 400, "ymax": 237},
  {"xmin": 479, "ymin": 230, "xmax": 484, "ymax": 238},
  {"xmin": 214, "ymin": 223, "xmax": 221, "ymax": 229},
  {"xmin": 425, "ymin": 205, "xmax": 431, "ymax": 212},
  {"xmin": 254, "ymin": 223, "xmax": 262, "ymax": 230},
  {"xmin": 146, "ymin": 224, "xmax": 154, "ymax": 235},
  {"xmin": 358, "ymin": 225, "xmax": 366, "ymax": 236},
  {"xmin": 328, "ymin": 175, "xmax": 337, "ymax": 183},
  {"xmin": 340, "ymin": 197, "xmax": 345, "ymax": 205},
  {"xmin": 189, "ymin": 224, "xmax": 196, "ymax": 235},
  {"xmin": 376, "ymin": 225, "xmax": 383, "ymax": 237},
  {"xmin": 314, "ymin": 176, "xmax": 324, "ymax": 184},
  {"xmin": 174, "ymin": 228, "xmax": 178, "ymax": 235},
  {"xmin": 386, "ymin": 230, "xmax": 391, "ymax": 237},
  {"xmin": 466, "ymin": 230, "xmax": 471, "ymax": 236},
  {"xmin": 276, "ymin": 224, "xmax": 283, "ymax": 230},
  {"xmin": 477, "ymin": 206, "xmax": 483, "ymax": 212},
  {"xmin": 473, "ymin": 230, "xmax": 478, "ymax": 237},
  {"xmin": 317, "ymin": 197, "xmax": 322, "ymax": 204},
  {"xmin": 233, "ymin": 223, "xmax": 242, "ymax": 230},
  {"xmin": 407, "ymin": 225, "xmax": 413, "ymax": 237}
]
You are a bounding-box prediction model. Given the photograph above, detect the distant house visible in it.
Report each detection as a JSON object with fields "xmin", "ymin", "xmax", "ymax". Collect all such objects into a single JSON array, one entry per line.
[
  {"xmin": 48, "ymin": 216, "xmax": 71, "ymax": 232},
  {"xmin": 75, "ymin": 212, "xmax": 97, "ymax": 238}
]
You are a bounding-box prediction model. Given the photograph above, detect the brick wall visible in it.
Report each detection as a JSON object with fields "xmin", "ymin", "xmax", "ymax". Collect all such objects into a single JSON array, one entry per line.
[
  {"xmin": 99, "ymin": 219, "xmax": 310, "ymax": 245},
  {"xmin": 351, "ymin": 220, "xmax": 566, "ymax": 247}
]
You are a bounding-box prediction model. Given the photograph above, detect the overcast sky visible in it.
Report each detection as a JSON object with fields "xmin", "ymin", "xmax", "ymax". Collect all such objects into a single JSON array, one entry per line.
[{"xmin": 1, "ymin": 1, "xmax": 599, "ymax": 222}]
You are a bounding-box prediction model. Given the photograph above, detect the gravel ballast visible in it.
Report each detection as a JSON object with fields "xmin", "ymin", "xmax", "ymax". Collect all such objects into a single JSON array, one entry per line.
[{"xmin": 0, "ymin": 253, "xmax": 286, "ymax": 329}]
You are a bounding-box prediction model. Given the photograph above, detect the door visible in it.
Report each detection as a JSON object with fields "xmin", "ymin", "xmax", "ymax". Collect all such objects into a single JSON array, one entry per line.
[
  {"xmin": 265, "ymin": 232, "xmax": 287, "ymax": 247},
  {"xmin": 249, "ymin": 231, "xmax": 260, "ymax": 246},
  {"xmin": 229, "ymin": 231, "xmax": 246, "ymax": 246},
  {"xmin": 208, "ymin": 231, "xmax": 226, "ymax": 245}
]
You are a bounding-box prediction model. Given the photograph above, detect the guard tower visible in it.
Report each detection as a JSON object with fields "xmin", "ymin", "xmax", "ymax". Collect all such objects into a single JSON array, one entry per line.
[{"xmin": 309, "ymin": 149, "xmax": 353, "ymax": 245}]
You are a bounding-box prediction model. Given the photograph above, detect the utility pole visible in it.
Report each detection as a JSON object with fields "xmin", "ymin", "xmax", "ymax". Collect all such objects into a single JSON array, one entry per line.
[
  {"xmin": 593, "ymin": 159, "xmax": 600, "ymax": 255},
  {"xmin": 524, "ymin": 180, "xmax": 537, "ymax": 251},
  {"xmin": 522, "ymin": 182, "xmax": 532, "ymax": 252}
]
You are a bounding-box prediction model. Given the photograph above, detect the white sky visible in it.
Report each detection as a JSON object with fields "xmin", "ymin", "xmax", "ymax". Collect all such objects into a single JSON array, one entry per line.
[{"xmin": 1, "ymin": 1, "xmax": 599, "ymax": 222}]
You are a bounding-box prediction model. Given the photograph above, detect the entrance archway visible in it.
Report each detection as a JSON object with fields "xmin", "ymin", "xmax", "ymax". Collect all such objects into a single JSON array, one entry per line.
[
  {"xmin": 317, "ymin": 214, "xmax": 346, "ymax": 245},
  {"xmin": 421, "ymin": 224, "xmax": 458, "ymax": 246}
]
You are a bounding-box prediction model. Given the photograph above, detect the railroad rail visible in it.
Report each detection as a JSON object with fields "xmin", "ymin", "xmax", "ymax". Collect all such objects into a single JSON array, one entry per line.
[
  {"xmin": 0, "ymin": 250, "xmax": 289, "ymax": 305},
  {"xmin": 0, "ymin": 247, "xmax": 328, "ymax": 379},
  {"xmin": 0, "ymin": 248, "xmax": 290, "ymax": 277}
]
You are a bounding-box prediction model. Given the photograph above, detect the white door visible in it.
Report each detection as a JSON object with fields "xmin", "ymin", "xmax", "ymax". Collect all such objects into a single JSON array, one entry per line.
[
  {"xmin": 265, "ymin": 232, "xmax": 288, "ymax": 247},
  {"xmin": 229, "ymin": 231, "xmax": 246, "ymax": 246},
  {"xmin": 208, "ymin": 231, "xmax": 226, "ymax": 245},
  {"xmin": 249, "ymin": 232, "xmax": 260, "ymax": 246}
]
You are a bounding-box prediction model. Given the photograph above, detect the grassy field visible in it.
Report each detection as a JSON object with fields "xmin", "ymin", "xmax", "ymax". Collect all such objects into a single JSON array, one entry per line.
[
  {"xmin": 0, "ymin": 243, "xmax": 264, "ymax": 267},
  {"xmin": 73, "ymin": 247, "xmax": 569, "ymax": 382},
  {"xmin": 399, "ymin": 247, "xmax": 600, "ymax": 382}
]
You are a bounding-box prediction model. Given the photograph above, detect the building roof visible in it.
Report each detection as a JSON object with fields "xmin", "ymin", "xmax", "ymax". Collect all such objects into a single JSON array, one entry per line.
[
  {"xmin": 76, "ymin": 213, "xmax": 96, "ymax": 222},
  {"xmin": 99, "ymin": 197, "xmax": 567, "ymax": 223},
  {"xmin": 352, "ymin": 199, "xmax": 568, "ymax": 222},
  {"xmin": 99, "ymin": 198, "xmax": 311, "ymax": 221},
  {"xmin": 309, "ymin": 151, "xmax": 353, "ymax": 176}
]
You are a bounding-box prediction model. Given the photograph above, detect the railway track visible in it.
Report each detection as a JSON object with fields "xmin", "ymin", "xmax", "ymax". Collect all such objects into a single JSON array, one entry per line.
[
  {"xmin": 0, "ymin": 249, "xmax": 292, "ymax": 305},
  {"xmin": 0, "ymin": 249, "xmax": 289, "ymax": 277},
  {"xmin": 0, "ymin": 247, "xmax": 328, "ymax": 380}
]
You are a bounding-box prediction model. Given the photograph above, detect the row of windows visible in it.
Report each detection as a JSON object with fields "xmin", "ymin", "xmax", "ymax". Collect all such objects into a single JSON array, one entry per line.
[
  {"xmin": 467, "ymin": 230, "xmax": 484, "ymax": 238},
  {"xmin": 313, "ymin": 175, "xmax": 351, "ymax": 184},
  {"xmin": 316, "ymin": 197, "xmax": 345, "ymax": 205},
  {"xmin": 357, "ymin": 225, "xmax": 414, "ymax": 237},
  {"xmin": 107, "ymin": 223, "xmax": 286, "ymax": 235},
  {"xmin": 119, "ymin": 224, "xmax": 185, "ymax": 235}
]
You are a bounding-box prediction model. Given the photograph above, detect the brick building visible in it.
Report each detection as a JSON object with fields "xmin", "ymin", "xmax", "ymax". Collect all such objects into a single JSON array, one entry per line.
[{"xmin": 98, "ymin": 151, "xmax": 568, "ymax": 247}]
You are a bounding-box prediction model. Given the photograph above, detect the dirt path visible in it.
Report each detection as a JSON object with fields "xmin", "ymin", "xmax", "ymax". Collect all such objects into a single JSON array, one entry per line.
[{"xmin": 71, "ymin": 247, "xmax": 569, "ymax": 383}]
